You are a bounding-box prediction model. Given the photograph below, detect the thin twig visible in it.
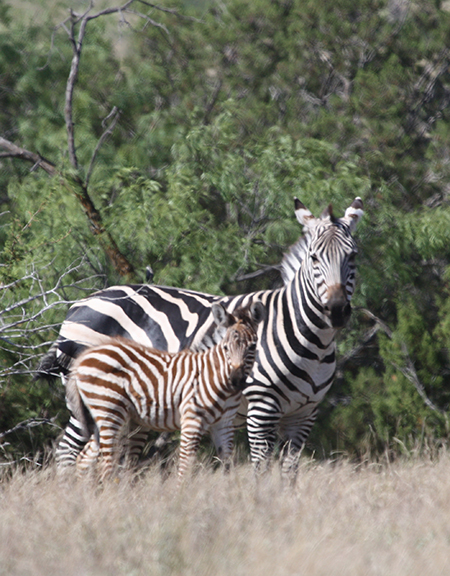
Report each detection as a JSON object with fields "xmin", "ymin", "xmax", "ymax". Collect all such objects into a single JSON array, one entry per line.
[
  {"xmin": 0, "ymin": 418, "xmax": 60, "ymax": 441},
  {"xmin": 85, "ymin": 107, "xmax": 121, "ymax": 188},
  {"xmin": 234, "ymin": 264, "xmax": 280, "ymax": 283},
  {"xmin": 136, "ymin": 0, "xmax": 202, "ymax": 22},
  {"xmin": 354, "ymin": 307, "xmax": 445, "ymax": 414}
]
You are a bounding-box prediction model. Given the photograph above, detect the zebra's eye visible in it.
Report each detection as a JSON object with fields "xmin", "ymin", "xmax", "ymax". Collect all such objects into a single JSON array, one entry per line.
[
  {"xmin": 223, "ymin": 344, "xmax": 229, "ymax": 352},
  {"xmin": 310, "ymin": 253, "xmax": 319, "ymax": 264}
]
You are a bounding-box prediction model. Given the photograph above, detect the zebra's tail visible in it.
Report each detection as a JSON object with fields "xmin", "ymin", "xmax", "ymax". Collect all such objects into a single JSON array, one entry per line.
[{"xmin": 34, "ymin": 343, "xmax": 71, "ymax": 382}]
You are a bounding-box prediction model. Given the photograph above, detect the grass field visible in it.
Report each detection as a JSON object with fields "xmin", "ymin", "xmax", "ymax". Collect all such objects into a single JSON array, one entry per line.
[{"xmin": 1, "ymin": 453, "xmax": 450, "ymax": 576}]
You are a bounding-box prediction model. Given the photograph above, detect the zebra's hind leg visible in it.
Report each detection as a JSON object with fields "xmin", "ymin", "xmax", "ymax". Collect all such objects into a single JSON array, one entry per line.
[
  {"xmin": 94, "ymin": 425, "xmax": 122, "ymax": 483},
  {"xmin": 178, "ymin": 417, "xmax": 204, "ymax": 484},
  {"xmin": 76, "ymin": 414, "xmax": 123, "ymax": 482},
  {"xmin": 76, "ymin": 435, "xmax": 100, "ymax": 479},
  {"xmin": 55, "ymin": 415, "xmax": 91, "ymax": 473}
]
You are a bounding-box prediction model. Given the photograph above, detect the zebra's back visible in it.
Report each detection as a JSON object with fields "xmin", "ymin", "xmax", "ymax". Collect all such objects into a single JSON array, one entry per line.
[{"xmin": 72, "ymin": 339, "xmax": 192, "ymax": 431}]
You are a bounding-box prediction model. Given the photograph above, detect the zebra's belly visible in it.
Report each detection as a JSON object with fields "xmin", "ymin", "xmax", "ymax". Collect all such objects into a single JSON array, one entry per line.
[
  {"xmin": 204, "ymin": 394, "xmax": 242, "ymax": 428},
  {"xmin": 128, "ymin": 400, "xmax": 182, "ymax": 433}
]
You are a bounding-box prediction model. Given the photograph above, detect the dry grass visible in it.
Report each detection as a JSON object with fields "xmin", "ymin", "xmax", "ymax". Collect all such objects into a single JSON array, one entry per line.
[{"xmin": 1, "ymin": 454, "xmax": 450, "ymax": 576}]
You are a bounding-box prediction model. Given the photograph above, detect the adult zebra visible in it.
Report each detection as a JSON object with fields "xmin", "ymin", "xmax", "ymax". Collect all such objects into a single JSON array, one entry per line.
[{"xmin": 37, "ymin": 196, "xmax": 364, "ymax": 476}]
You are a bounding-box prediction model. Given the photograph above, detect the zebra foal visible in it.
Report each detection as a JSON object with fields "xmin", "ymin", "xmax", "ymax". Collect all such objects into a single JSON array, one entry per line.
[{"xmin": 65, "ymin": 302, "xmax": 265, "ymax": 481}]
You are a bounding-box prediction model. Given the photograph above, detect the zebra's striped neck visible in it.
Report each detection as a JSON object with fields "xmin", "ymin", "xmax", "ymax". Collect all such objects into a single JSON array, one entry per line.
[
  {"xmin": 296, "ymin": 266, "xmax": 338, "ymax": 344},
  {"xmin": 190, "ymin": 340, "xmax": 242, "ymax": 394},
  {"xmin": 272, "ymin": 269, "xmax": 337, "ymax": 360}
]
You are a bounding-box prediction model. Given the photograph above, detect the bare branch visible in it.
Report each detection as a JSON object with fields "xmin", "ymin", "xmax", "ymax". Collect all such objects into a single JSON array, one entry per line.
[
  {"xmin": 136, "ymin": 0, "xmax": 202, "ymax": 22},
  {"xmin": 0, "ymin": 137, "xmax": 56, "ymax": 176},
  {"xmin": 0, "ymin": 134, "xmax": 135, "ymax": 277},
  {"xmin": 234, "ymin": 264, "xmax": 281, "ymax": 283},
  {"xmin": 61, "ymin": 0, "xmax": 189, "ymax": 173},
  {"xmin": 80, "ymin": 0, "xmax": 135, "ymax": 22},
  {"xmin": 63, "ymin": 2, "xmax": 137, "ymax": 170},
  {"xmin": 0, "ymin": 261, "xmax": 106, "ymax": 395},
  {"xmin": 3, "ymin": 0, "xmax": 189, "ymax": 280},
  {"xmin": 85, "ymin": 107, "xmax": 121, "ymax": 188},
  {"xmin": 353, "ymin": 308, "xmax": 445, "ymax": 415},
  {"xmin": 0, "ymin": 418, "xmax": 61, "ymax": 441},
  {"xmin": 64, "ymin": 10, "xmax": 85, "ymax": 170},
  {"xmin": 126, "ymin": 9, "xmax": 170, "ymax": 34},
  {"xmin": 336, "ymin": 322, "xmax": 381, "ymax": 375}
]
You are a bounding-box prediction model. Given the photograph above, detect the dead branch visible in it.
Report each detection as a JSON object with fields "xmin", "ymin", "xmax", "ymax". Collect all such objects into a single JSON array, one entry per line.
[
  {"xmin": 61, "ymin": 0, "xmax": 176, "ymax": 174},
  {"xmin": 234, "ymin": 264, "xmax": 281, "ymax": 283},
  {"xmin": 0, "ymin": 137, "xmax": 56, "ymax": 176},
  {"xmin": 62, "ymin": 1, "xmax": 136, "ymax": 171},
  {"xmin": 336, "ymin": 322, "xmax": 381, "ymax": 375},
  {"xmin": 0, "ymin": 261, "xmax": 104, "ymax": 392},
  {"xmin": 0, "ymin": 134, "xmax": 135, "ymax": 278},
  {"xmin": 85, "ymin": 106, "xmax": 121, "ymax": 188},
  {"xmin": 0, "ymin": 418, "xmax": 60, "ymax": 441},
  {"xmin": 353, "ymin": 308, "xmax": 445, "ymax": 415}
]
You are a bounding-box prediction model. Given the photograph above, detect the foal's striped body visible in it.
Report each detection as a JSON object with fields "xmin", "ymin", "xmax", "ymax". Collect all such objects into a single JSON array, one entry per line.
[{"xmin": 66, "ymin": 302, "xmax": 264, "ymax": 481}]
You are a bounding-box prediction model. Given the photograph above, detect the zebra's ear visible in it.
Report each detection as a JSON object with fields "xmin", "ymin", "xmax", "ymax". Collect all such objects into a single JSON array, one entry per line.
[
  {"xmin": 250, "ymin": 301, "xmax": 266, "ymax": 325},
  {"xmin": 294, "ymin": 197, "xmax": 319, "ymax": 229},
  {"xmin": 321, "ymin": 204, "xmax": 338, "ymax": 223},
  {"xmin": 211, "ymin": 303, "xmax": 232, "ymax": 328},
  {"xmin": 342, "ymin": 197, "xmax": 364, "ymax": 232}
]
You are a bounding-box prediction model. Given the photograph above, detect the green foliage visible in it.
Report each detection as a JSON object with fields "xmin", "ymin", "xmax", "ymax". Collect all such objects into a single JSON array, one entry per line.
[{"xmin": 102, "ymin": 110, "xmax": 370, "ymax": 293}]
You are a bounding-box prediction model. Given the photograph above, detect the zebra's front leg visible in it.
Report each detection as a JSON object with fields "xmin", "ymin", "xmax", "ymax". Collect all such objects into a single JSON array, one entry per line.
[
  {"xmin": 209, "ymin": 419, "xmax": 235, "ymax": 472},
  {"xmin": 278, "ymin": 406, "xmax": 318, "ymax": 484},
  {"xmin": 246, "ymin": 404, "xmax": 281, "ymax": 474},
  {"xmin": 279, "ymin": 439, "xmax": 304, "ymax": 485}
]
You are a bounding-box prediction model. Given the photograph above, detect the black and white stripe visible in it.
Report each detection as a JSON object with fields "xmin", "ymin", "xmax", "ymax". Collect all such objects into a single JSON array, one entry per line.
[
  {"xmin": 65, "ymin": 303, "xmax": 263, "ymax": 481},
  {"xmin": 38, "ymin": 197, "xmax": 363, "ymax": 476}
]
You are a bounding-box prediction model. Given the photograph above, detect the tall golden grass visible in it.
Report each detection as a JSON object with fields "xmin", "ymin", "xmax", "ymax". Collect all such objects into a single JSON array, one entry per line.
[{"xmin": 1, "ymin": 453, "xmax": 450, "ymax": 576}]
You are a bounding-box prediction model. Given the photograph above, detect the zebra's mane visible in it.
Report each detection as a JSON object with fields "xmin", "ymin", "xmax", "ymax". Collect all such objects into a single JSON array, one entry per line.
[{"xmin": 280, "ymin": 231, "xmax": 311, "ymax": 285}]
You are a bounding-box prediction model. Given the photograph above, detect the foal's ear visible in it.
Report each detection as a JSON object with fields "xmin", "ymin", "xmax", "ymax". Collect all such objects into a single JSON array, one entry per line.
[
  {"xmin": 211, "ymin": 303, "xmax": 232, "ymax": 328},
  {"xmin": 250, "ymin": 301, "xmax": 266, "ymax": 325}
]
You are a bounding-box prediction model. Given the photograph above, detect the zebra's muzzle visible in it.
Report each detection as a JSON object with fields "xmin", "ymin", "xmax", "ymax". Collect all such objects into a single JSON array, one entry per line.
[
  {"xmin": 325, "ymin": 285, "xmax": 352, "ymax": 328},
  {"xmin": 229, "ymin": 365, "xmax": 248, "ymax": 390}
]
